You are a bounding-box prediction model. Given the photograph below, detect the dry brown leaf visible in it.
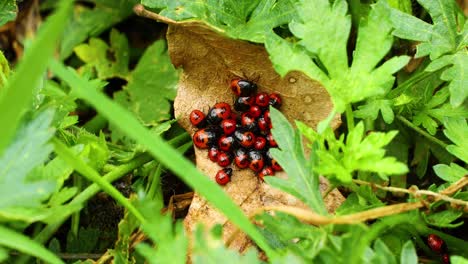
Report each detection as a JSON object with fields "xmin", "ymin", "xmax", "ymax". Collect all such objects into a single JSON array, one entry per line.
[{"xmin": 146, "ymin": 11, "xmax": 347, "ymax": 253}]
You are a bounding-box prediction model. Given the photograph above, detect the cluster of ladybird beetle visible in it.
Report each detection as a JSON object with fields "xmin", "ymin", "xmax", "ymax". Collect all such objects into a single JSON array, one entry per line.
[
  {"xmin": 427, "ymin": 234, "xmax": 450, "ymax": 264},
  {"xmin": 189, "ymin": 78, "xmax": 283, "ymax": 185}
]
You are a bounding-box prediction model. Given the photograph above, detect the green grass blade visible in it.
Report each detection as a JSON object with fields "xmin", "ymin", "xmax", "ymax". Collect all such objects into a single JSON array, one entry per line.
[
  {"xmin": 0, "ymin": 0, "xmax": 73, "ymax": 155},
  {"xmin": 49, "ymin": 61, "xmax": 277, "ymax": 260},
  {"xmin": 51, "ymin": 137, "xmax": 146, "ymax": 223},
  {"xmin": 0, "ymin": 225, "xmax": 64, "ymax": 264}
]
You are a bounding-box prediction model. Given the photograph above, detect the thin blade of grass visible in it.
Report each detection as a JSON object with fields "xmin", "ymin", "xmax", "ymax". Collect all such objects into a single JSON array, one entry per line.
[
  {"xmin": 49, "ymin": 61, "xmax": 277, "ymax": 259},
  {"xmin": 0, "ymin": 0, "xmax": 73, "ymax": 155},
  {"xmin": 0, "ymin": 225, "xmax": 64, "ymax": 264}
]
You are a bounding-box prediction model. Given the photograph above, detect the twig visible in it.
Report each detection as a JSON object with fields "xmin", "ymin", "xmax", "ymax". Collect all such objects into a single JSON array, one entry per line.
[
  {"xmin": 440, "ymin": 176, "xmax": 468, "ymax": 196},
  {"xmin": 353, "ymin": 178, "xmax": 468, "ymax": 210}
]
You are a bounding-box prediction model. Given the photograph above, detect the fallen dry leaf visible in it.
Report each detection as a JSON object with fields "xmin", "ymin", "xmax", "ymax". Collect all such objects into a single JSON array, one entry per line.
[{"xmin": 135, "ymin": 5, "xmax": 345, "ymax": 254}]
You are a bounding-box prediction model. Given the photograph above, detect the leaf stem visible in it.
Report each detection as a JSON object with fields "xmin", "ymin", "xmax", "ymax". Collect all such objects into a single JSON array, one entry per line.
[
  {"xmin": 346, "ymin": 104, "xmax": 355, "ymax": 130},
  {"xmin": 396, "ymin": 115, "xmax": 448, "ymax": 149}
]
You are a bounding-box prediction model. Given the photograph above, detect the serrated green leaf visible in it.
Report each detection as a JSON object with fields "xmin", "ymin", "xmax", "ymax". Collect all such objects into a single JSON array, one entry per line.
[
  {"xmin": 433, "ymin": 163, "xmax": 467, "ymax": 182},
  {"xmin": 443, "ymin": 117, "xmax": 468, "ymax": 163},
  {"xmin": 125, "ymin": 40, "xmax": 178, "ymax": 125},
  {"xmin": 309, "ymin": 122, "xmax": 408, "ymax": 182},
  {"xmin": 267, "ymin": 108, "xmax": 326, "ymax": 214},
  {"xmin": 0, "ymin": 111, "xmax": 56, "ymax": 210},
  {"xmin": 60, "ymin": 0, "xmax": 138, "ymax": 59},
  {"xmin": 143, "ymin": 0, "xmax": 297, "ymax": 43},
  {"xmin": 354, "ymin": 99, "xmax": 395, "ymax": 124},
  {"xmin": 389, "ymin": 0, "xmax": 467, "ymax": 106},
  {"xmin": 290, "ymin": 0, "xmax": 350, "ymax": 78},
  {"xmin": 74, "ymin": 29, "xmax": 129, "ymax": 79},
  {"xmin": 0, "ymin": 0, "xmax": 17, "ymax": 27},
  {"xmin": 268, "ymin": 0, "xmax": 409, "ymax": 112},
  {"xmin": 264, "ymin": 32, "xmax": 329, "ymax": 83},
  {"xmin": 400, "ymin": 240, "xmax": 417, "ymax": 264}
]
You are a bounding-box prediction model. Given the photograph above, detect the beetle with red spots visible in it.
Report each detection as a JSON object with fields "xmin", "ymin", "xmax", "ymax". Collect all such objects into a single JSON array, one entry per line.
[
  {"xmin": 269, "ymin": 93, "xmax": 282, "ymax": 109},
  {"xmin": 189, "ymin": 109, "xmax": 206, "ymax": 128},
  {"xmin": 217, "ymin": 151, "xmax": 233, "ymax": 167},
  {"xmin": 230, "ymin": 78, "xmax": 257, "ymax": 96},
  {"xmin": 427, "ymin": 234, "xmax": 446, "ymax": 254},
  {"xmin": 240, "ymin": 112, "xmax": 258, "ymax": 132},
  {"xmin": 215, "ymin": 168, "xmax": 232, "ymax": 185},
  {"xmin": 257, "ymin": 116, "xmax": 269, "ymax": 132},
  {"xmin": 258, "ymin": 166, "xmax": 274, "ymax": 180},
  {"xmin": 192, "ymin": 127, "xmax": 219, "ymax": 149},
  {"xmin": 234, "ymin": 148, "xmax": 250, "ymax": 169},
  {"xmin": 218, "ymin": 135, "xmax": 235, "ymax": 152},
  {"xmin": 266, "ymin": 150, "xmax": 282, "ymax": 171},
  {"xmin": 266, "ymin": 133, "xmax": 277, "ymax": 147},
  {"xmin": 249, "ymin": 105, "xmax": 262, "ymax": 118},
  {"xmin": 234, "ymin": 96, "xmax": 253, "ymax": 112},
  {"xmin": 248, "ymin": 150, "xmax": 265, "ymax": 172},
  {"xmin": 207, "ymin": 102, "xmax": 232, "ymax": 125},
  {"xmin": 255, "ymin": 92, "xmax": 270, "ymax": 107},
  {"xmin": 234, "ymin": 129, "xmax": 256, "ymax": 148},
  {"xmin": 254, "ymin": 136, "xmax": 267, "ymax": 150},
  {"xmin": 208, "ymin": 146, "xmax": 220, "ymax": 162},
  {"xmin": 220, "ymin": 119, "xmax": 237, "ymax": 135}
]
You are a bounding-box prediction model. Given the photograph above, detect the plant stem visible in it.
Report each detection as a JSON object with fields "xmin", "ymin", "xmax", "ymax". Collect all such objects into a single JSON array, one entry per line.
[
  {"xmin": 388, "ymin": 70, "xmax": 434, "ymax": 99},
  {"xmin": 396, "ymin": 115, "xmax": 448, "ymax": 149},
  {"xmin": 345, "ymin": 104, "xmax": 355, "ymax": 130}
]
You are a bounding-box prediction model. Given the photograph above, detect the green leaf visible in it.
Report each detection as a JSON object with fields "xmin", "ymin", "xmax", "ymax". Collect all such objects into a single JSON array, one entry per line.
[
  {"xmin": 0, "ymin": 0, "xmax": 73, "ymax": 155},
  {"xmin": 264, "ymin": 32, "xmax": 329, "ymax": 83},
  {"xmin": 60, "ymin": 0, "xmax": 138, "ymax": 59},
  {"xmin": 290, "ymin": 0, "xmax": 350, "ymax": 79},
  {"xmin": 267, "ymin": 108, "xmax": 326, "ymax": 215},
  {"xmin": 192, "ymin": 224, "xmax": 260, "ymax": 264},
  {"xmin": 354, "ymin": 99, "xmax": 394, "ymax": 124},
  {"xmin": 0, "ymin": 0, "xmax": 17, "ymax": 27},
  {"xmin": 308, "ymin": 122, "xmax": 408, "ymax": 183},
  {"xmin": 143, "ymin": 0, "xmax": 298, "ymax": 43},
  {"xmin": 370, "ymin": 239, "xmax": 397, "ymax": 264},
  {"xmin": 389, "ymin": 0, "xmax": 467, "ymax": 106},
  {"xmin": 0, "ymin": 225, "xmax": 64, "ymax": 264},
  {"xmin": 0, "ymin": 111, "xmax": 56, "ymax": 211},
  {"xmin": 433, "ymin": 163, "xmax": 467, "ymax": 182},
  {"xmin": 74, "ymin": 29, "xmax": 129, "ymax": 79},
  {"xmin": 451, "ymin": 256, "xmax": 468, "ymax": 264},
  {"xmin": 423, "ymin": 209, "xmax": 464, "ymax": 228},
  {"xmin": 267, "ymin": 0, "xmax": 409, "ymax": 113},
  {"xmin": 135, "ymin": 197, "xmax": 188, "ymax": 264},
  {"xmin": 400, "ymin": 240, "xmax": 417, "ymax": 264},
  {"xmin": 124, "ymin": 40, "xmax": 178, "ymax": 125},
  {"xmin": 443, "ymin": 117, "xmax": 468, "ymax": 163},
  {"xmin": 256, "ymin": 212, "xmax": 325, "ymax": 261}
]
